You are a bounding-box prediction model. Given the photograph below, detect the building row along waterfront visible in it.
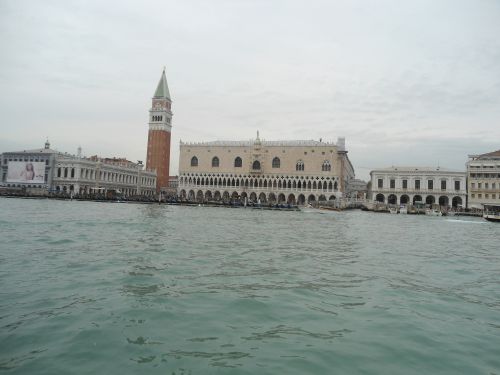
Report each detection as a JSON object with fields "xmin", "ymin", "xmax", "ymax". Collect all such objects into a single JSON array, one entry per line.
[
  {"xmin": 368, "ymin": 166, "xmax": 467, "ymax": 208},
  {"xmin": 177, "ymin": 132, "xmax": 355, "ymax": 205},
  {"xmin": 0, "ymin": 140, "xmax": 157, "ymax": 196},
  {"xmin": 467, "ymin": 149, "xmax": 500, "ymax": 208}
]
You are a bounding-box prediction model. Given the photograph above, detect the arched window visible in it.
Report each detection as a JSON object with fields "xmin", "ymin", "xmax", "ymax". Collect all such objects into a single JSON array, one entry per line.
[
  {"xmin": 64, "ymin": 168, "xmax": 68, "ymax": 178},
  {"xmin": 234, "ymin": 157, "xmax": 242, "ymax": 168},
  {"xmin": 57, "ymin": 167, "xmax": 61, "ymax": 177},
  {"xmin": 191, "ymin": 156, "xmax": 198, "ymax": 167},
  {"xmin": 252, "ymin": 160, "xmax": 261, "ymax": 170},
  {"xmin": 212, "ymin": 156, "xmax": 219, "ymax": 168},
  {"xmin": 321, "ymin": 160, "xmax": 331, "ymax": 172},
  {"xmin": 272, "ymin": 157, "xmax": 280, "ymax": 168},
  {"xmin": 296, "ymin": 160, "xmax": 304, "ymax": 171},
  {"xmin": 71, "ymin": 168, "xmax": 75, "ymax": 178}
]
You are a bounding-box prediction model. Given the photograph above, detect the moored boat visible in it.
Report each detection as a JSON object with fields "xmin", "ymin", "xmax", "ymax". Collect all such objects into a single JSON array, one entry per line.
[
  {"xmin": 483, "ymin": 204, "xmax": 500, "ymax": 222},
  {"xmin": 425, "ymin": 208, "xmax": 442, "ymax": 216}
]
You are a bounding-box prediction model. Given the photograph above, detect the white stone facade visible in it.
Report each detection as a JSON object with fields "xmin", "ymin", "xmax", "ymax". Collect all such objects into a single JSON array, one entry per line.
[
  {"xmin": 369, "ymin": 166, "xmax": 466, "ymax": 207},
  {"xmin": 467, "ymin": 150, "xmax": 500, "ymax": 208},
  {"xmin": 178, "ymin": 134, "xmax": 355, "ymax": 205},
  {"xmin": 52, "ymin": 155, "xmax": 157, "ymax": 196}
]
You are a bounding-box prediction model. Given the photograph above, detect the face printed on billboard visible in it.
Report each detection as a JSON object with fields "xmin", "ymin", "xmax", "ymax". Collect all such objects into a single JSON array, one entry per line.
[{"xmin": 7, "ymin": 161, "xmax": 45, "ymax": 184}]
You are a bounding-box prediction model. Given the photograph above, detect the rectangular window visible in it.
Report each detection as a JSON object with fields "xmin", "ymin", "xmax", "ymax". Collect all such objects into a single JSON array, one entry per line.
[
  {"xmin": 485, "ymin": 194, "xmax": 489, "ymax": 198},
  {"xmin": 485, "ymin": 183, "xmax": 489, "ymax": 189},
  {"xmin": 415, "ymin": 180, "xmax": 420, "ymax": 190},
  {"xmin": 478, "ymin": 194, "xmax": 482, "ymax": 198},
  {"xmin": 402, "ymin": 179, "xmax": 407, "ymax": 189},
  {"xmin": 441, "ymin": 180, "xmax": 446, "ymax": 190},
  {"xmin": 378, "ymin": 179, "xmax": 383, "ymax": 188},
  {"xmin": 478, "ymin": 183, "xmax": 482, "ymax": 188},
  {"xmin": 493, "ymin": 183, "xmax": 496, "ymax": 189},
  {"xmin": 471, "ymin": 194, "xmax": 475, "ymax": 198},
  {"xmin": 390, "ymin": 179, "xmax": 395, "ymax": 189},
  {"xmin": 428, "ymin": 180, "xmax": 433, "ymax": 190}
]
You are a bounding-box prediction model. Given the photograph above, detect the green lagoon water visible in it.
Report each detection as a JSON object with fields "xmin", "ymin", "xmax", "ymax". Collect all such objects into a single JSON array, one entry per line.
[{"xmin": 1, "ymin": 198, "xmax": 499, "ymax": 374}]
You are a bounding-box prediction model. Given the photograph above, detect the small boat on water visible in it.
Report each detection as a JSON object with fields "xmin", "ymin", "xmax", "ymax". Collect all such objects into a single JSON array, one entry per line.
[
  {"xmin": 425, "ymin": 208, "xmax": 442, "ymax": 216},
  {"xmin": 483, "ymin": 204, "xmax": 500, "ymax": 222},
  {"xmin": 389, "ymin": 207, "xmax": 398, "ymax": 214},
  {"xmin": 399, "ymin": 205, "xmax": 408, "ymax": 214},
  {"xmin": 318, "ymin": 206, "xmax": 342, "ymax": 212}
]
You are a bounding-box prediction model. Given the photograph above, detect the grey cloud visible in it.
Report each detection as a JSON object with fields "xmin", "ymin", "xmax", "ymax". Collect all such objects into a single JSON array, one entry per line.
[{"xmin": 1, "ymin": 0, "xmax": 500, "ymax": 181}]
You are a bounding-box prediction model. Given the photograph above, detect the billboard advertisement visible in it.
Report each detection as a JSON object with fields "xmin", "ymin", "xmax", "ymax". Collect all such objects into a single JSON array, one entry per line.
[{"xmin": 7, "ymin": 161, "xmax": 46, "ymax": 184}]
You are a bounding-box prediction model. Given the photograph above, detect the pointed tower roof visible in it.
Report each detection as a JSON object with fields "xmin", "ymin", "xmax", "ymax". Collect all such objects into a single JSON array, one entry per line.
[{"xmin": 154, "ymin": 68, "xmax": 171, "ymax": 99}]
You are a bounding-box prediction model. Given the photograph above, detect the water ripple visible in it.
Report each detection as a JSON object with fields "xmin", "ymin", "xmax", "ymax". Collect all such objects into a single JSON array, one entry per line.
[{"xmin": 1, "ymin": 199, "xmax": 500, "ymax": 375}]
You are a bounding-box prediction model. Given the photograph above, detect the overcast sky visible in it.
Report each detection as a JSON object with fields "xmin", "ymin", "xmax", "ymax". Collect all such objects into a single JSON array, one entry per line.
[{"xmin": 1, "ymin": 0, "xmax": 499, "ymax": 180}]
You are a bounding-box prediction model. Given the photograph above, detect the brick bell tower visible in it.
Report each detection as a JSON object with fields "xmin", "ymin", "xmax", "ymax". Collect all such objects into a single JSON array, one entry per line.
[{"xmin": 147, "ymin": 68, "xmax": 172, "ymax": 193}]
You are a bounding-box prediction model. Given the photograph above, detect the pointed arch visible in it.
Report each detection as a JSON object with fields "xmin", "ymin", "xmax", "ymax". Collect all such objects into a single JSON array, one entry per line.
[
  {"xmin": 321, "ymin": 160, "xmax": 331, "ymax": 172},
  {"xmin": 234, "ymin": 157, "xmax": 242, "ymax": 168},
  {"xmin": 272, "ymin": 157, "xmax": 280, "ymax": 168},
  {"xmin": 258, "ymin": 192, "xmax": 267, "ymax": 203}
]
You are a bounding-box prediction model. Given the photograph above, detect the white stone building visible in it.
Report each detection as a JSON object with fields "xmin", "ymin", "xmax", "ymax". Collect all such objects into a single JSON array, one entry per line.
[
  {"xmin": 52, "ymin": 154, "xmax": 156, "ymax": 196},
  {"xmin": 178, "ymin": 133, "xmax": 355, "ymax": 205},
  {"xmin": 369, "ymin": 166, "xmax": 466, "ymax": 208},
  {"xmin": 1, "ymin": 141, "xmax": 157, "ymax": 197},
  {"xmin": 466, "ymin": 150, "xmax": 500, "ymax": 208}
]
